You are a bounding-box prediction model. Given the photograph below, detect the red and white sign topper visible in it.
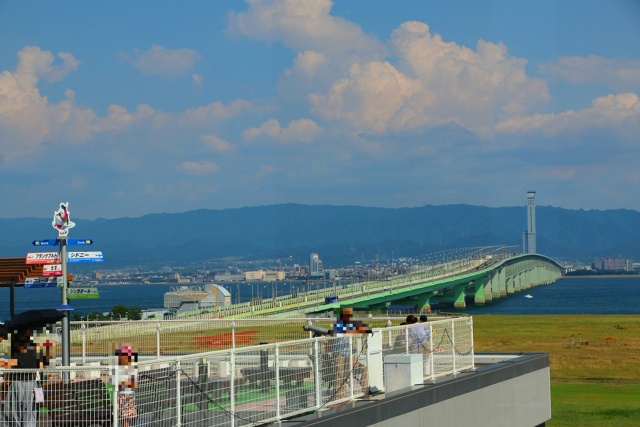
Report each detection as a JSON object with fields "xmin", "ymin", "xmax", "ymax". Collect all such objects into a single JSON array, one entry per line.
[
  {"xmin": 52, "ymin": 202, "xmax": 75, "ymax": 237},
  {"xmin": 26, "ymin": 252, "xmax": 60, "ymax": 264},
  {"xmin": 43, "ymin": 264, "xmax": 63, "ymax": 276}
]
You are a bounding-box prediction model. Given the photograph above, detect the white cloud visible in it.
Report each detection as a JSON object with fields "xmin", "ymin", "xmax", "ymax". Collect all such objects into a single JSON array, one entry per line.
[
  {"xmin": 242, "ymin": 118, "xmax": 322, "ymax": 143},
  {"xmin": 0, "ymin": 47, "xmax": 82, "ymax": 157},
  {"xmin": 309, "ymin": 61, "xmax": 422, "ymax": 133},
  {"xmin": 540, "ymin": 55, "xmax": 640, "ymax": 91},
  {"xmin": 230, "ymin": 2, "xmax": 553, "ymax": 138},
  {"xmin": 200, "ymin": 134, "xmax": 234, "ymax": 152},
  {"xmin": 0, "ymin": 46, "xmax": 252, "ymax": 162},
  {"xmin": 178, "ymin": 160, "xmax": 219, "ymax": 176},
  {"xmin": 229, "ymin": 0, "xmax": 387, "ymax": 103},
  {"xmin": 179, "ymin": 99, "xmax": 252, "ymax": 125},
  {"xmin": 302, "ymin": 21, "xmax": 552, "ymax": 137},
  {"xmin": 17, "ymin": 46, "xmax": 80, "ymax": 83},
  {"xmin": 390, "ymin": 22, "xmax": 549, "ymax": 133},
  {"xmin": 192, "ymin": 73, "xmax": 204, "ymax": 87},
  {"xmin": 286, "ymin": 51, "xmax": 326, "ymax": 78},
  {"xmin": 122, "ymin": 45, "xmax": 201, "ymax": 78},
  {"xmin": 228, "ymin": 0, "xmax": 385, "ymax": 57},
  {"xmin": 496, "ymin": 93, "xmax": 640, "ymax": 136}
]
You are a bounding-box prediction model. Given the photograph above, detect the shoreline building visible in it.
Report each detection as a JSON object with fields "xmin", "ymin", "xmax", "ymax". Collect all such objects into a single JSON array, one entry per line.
[
  {"xmin": 309, "ymin": 253, "xmax": 323, "ymax": 277},
  {"xmin": 523, "ymin": 191, "xmax": 536, "ymax": 254},
  {"xmin": 163, "ymin": 284, "xmax": 231, "ymax": 313}
]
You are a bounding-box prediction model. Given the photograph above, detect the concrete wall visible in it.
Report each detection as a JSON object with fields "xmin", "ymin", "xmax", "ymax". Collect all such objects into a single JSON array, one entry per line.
[{"xmin": 285, "ymin": 353, "xmax": 550, "ymax": 427}]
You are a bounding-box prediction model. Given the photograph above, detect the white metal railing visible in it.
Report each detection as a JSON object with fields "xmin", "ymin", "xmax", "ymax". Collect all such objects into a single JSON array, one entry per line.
[
  {"xmin": 0, "ymin": 317, "xmax": 473, "ymax": 426},
  {"xmin": 63, "ymin": 317, "xmax": 395, "ymax": 360}
]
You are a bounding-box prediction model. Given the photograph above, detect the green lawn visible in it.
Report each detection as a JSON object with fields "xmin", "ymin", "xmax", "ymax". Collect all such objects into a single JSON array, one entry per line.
[
  {"xmin": 550, "ymin": 382, "xmax": 640, "ymax": 427},
  {"xmin": 473, "ymin": 315, "xmax": 640, "ymax": 426}
]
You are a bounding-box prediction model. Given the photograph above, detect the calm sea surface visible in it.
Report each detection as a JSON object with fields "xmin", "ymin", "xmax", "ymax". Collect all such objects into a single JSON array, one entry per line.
[{"xmin": 1, "ymin": 277, "xmax": 640, "ymax": 321}]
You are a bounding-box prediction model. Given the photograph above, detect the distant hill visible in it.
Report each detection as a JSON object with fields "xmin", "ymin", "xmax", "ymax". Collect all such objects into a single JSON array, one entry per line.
[{"xmin": 1, "ymin": 204, "xmax": 639, "ymax": 268}]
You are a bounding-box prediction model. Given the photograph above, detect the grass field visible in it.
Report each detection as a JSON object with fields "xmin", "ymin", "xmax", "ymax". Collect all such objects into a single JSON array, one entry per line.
[{"xmin": 472, "ymin": 315, "xmax": 640, "ymax": 426}]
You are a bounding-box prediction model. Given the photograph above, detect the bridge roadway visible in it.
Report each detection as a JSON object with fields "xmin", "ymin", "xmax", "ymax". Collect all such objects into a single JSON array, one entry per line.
[{"xmin": 179, "ymin": 248, "xmax": 564, "ymax": 319}]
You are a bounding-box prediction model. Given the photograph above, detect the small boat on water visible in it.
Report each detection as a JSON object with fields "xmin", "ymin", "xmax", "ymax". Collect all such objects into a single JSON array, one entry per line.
[{"xmin": 524, "ymin": 294, "xmax": 533, "ymax": 299}]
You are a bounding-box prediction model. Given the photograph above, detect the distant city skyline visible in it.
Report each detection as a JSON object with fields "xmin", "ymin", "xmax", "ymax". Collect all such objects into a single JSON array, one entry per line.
[{"xmin": 1, "ymin": 1, "xmax": 639, "ymax": 219}]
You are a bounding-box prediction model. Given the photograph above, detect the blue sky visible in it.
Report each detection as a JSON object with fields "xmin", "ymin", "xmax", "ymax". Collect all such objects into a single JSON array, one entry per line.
[{"xmin": 1, "ymin": 0, "xmax": 639, "ymax": 219}]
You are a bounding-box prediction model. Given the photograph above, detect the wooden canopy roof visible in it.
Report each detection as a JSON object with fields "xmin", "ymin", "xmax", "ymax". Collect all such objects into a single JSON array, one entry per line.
[{"xmin": 0, "ymin": 258, "xmax": 44, "ymax": 287}]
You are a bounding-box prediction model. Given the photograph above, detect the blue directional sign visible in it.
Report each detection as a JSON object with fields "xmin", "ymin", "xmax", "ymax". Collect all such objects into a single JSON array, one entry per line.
[
  {"xmin": 68, "ymin": 251, "xmax": 104, "ymax": 263},
  {"xmin": 68, "ymin": 239, "xmax": 93, "ymax": 246},
  {"xmin": 32, "ymin": 239, "xmax": 58, "ymax": 247},
  {"xmin": 24, "ymin": 277, "xmax": 62, "ymax": 288}
]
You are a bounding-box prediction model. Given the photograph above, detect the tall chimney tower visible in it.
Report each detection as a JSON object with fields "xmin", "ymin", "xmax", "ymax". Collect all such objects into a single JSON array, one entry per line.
[{"xmin": 523, "ymin": 191, "xmax": 536, "ymax": 254}]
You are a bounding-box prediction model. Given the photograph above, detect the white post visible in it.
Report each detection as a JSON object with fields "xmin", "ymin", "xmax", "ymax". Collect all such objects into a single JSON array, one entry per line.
[
  {"xmin": 176, "ymin": 359, "xmax": 182, "ymax": 427},
  {"xmin": 367, "ymin": 331, "xmax": 383, "ymax": 392},
  {"xmin": 313, "ymin": 338, "xmax": 321, "ymax": 407},
  {"xmin": 231, "ymin": 321, "xmax": 236, "ymax": 350},
  {"xmin": 112, "ymin": 364, "xmax": 120, "ymax": 427},
  {"xmin": 451, "ymin": 319, "xmax": 456, "ymax": 374},
  {"xmin": 81, "ymin": 322, "xmax": 86, "ymax": 364},
  {"xmin": 348, "ymin": 335, "xmax": 354, "ymax": 398},
  {"xmin": 230, "ymin": 349, "xmax": 236, "ymax": 427},
  {"xmin": 274, "ymin": 344, "xmax": 281, "ymax": 419},
  {"xmin": 155, "ymin": 323, "xmax": 161, "ymax": 359}
]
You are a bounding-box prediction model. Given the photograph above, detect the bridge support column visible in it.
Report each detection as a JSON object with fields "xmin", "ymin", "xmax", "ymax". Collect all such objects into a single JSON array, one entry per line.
[
  {"xmin": 474, "ymin": 277, "xmax": 487, "ymax": 304},
  {"xmin": 513, "ymin": 272, "xmax": 521, "ymax": 293},
  {"xmin": 416, "ymin": 293, "xmax": 432, "ymax": 313},
  {"xmin": 453, "ymin": 284, "xmax": 466, "ymax": 308},
  {"xmin": 506, "ymin": 276, "xmax": 514, "ymax": 294},
  {"xmin": 531, "ymin": 267, "xmax": 540, "ymax": 286},
  {"xmin": 490, "ymin": 269, "xmax": 502, "ymax": 300},
  {"xmin": 498, "ymin": 268, "xmax": 507, "ymax": 297},
  {"xmin": 520, "ymin": 270, "xmax": 531, "ymax": 290},
  {"xmin": 484, "ymin": 273, "xmax": 494, "ymax": 302}
]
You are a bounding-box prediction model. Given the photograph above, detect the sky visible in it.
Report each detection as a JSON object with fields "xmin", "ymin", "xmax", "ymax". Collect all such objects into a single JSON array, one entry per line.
[{"xmin": 1, "ymin": 0, "xmax": 639, "ymax": 220}]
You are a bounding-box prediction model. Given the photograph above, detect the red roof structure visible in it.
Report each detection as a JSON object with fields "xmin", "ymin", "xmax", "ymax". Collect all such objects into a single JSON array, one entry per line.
[{"xmin": 0, "ymin": 257, "xmax": 46, "ymax": 320}]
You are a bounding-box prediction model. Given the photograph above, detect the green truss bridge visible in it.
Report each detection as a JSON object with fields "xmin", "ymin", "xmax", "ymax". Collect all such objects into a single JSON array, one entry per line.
[
  {"xmin": 184, "ymin": 247, "xmax": 565, "ymax": 318},
  {"xmin": 318, "ymin": 251, "xmax": 564, "ymax": 313}
]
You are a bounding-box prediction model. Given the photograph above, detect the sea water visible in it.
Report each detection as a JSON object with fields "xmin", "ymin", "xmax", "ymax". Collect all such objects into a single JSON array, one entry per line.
[
  {"xmin": 0, "ymin": 281, "xmax": 310, "ymax": 320},
  {"xmin": 1, "ymin": 277, "xmax": 640, "ymax": 321}
]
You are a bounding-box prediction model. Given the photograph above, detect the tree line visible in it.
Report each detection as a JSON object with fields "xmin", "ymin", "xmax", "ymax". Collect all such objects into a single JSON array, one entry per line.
[{"xmin": 70, "ymin": 305, "xmax": 142, "ymax": 321}]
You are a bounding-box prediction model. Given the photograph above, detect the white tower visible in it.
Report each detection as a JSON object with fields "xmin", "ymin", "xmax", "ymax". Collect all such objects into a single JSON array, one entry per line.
[{"xmin": 523, "ymin": 191, "xmax": 536, "ymax": 254}]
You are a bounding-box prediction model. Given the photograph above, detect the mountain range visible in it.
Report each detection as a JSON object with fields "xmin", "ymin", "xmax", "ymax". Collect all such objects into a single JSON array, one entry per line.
[{"xmin": 1, "ymin": 204, "xmax": 639, "ymax": 268}]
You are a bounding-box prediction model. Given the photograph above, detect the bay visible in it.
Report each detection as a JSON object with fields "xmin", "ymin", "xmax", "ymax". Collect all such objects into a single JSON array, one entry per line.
[
  {"xmin": 1, "ymin": 277, "xmax": 640, "ymax": 321},
  {"xmin": 447, "ymin": 276, "xmax": 640, "ymax": 315},
  {"xmin": 0, "ymin": 281, "xmax": 315, "ymax": 321}
]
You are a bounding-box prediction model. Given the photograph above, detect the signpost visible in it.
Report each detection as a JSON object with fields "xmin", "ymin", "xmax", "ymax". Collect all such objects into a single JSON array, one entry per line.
[
  {"xmin": 53, "ymin": 203, "xmax": 74, "ymax": 378},
  {"xmin": 27, "ymin": 203, "xmax": 103, "ymax": 381}
]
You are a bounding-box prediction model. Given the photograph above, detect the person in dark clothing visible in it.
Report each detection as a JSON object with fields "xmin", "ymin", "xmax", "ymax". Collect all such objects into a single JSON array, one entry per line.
[{"xmin": 4, "ymin": 328, "xmax": 43, "ymax": 427}]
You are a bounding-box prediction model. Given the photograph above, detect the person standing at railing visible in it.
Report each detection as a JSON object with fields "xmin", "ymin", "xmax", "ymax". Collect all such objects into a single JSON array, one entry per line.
[
  {"xmin": 331, "ymin": 308, "xmax": 370, "ymax": 399},
  {"xmin": 406, "ymin": 315, "xmax": 426, "ymax": 350},
  {"xmin": 419, "ymin": 315, "xmax": 432, "ymax": 376},
  {"xmin": 112, "ymin": 345, "xmax": 138, "ymax": 427}
]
